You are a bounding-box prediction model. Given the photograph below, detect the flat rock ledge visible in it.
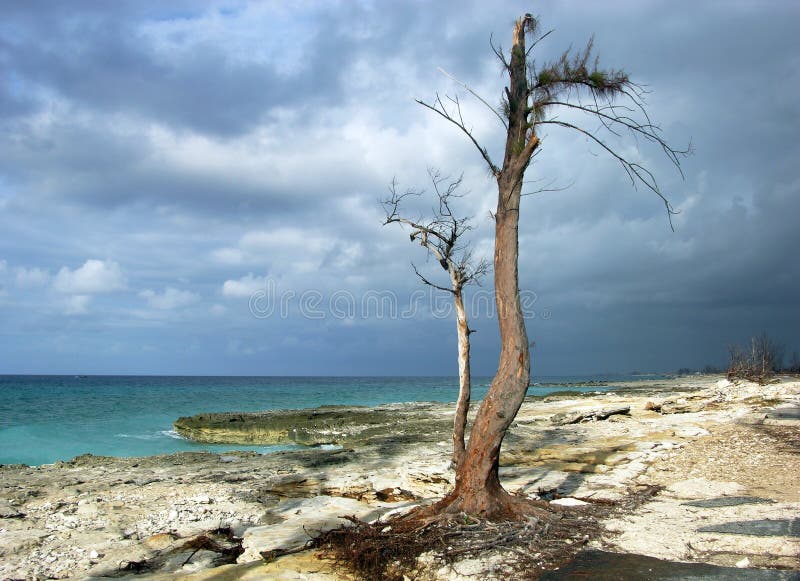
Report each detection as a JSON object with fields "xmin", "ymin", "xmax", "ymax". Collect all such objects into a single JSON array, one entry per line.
[{"xmin": 174, "ymin": 402, "xmax": 453, "ymax": 447}]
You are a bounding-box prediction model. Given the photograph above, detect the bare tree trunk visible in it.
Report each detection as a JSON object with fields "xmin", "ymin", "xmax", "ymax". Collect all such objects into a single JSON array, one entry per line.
[
  {"xmin": 452, "ymin": 289, "xmax": 470, "ymax": 469},
  {"xmin": 433, "ymin": 16, "xmax": 540, "ymax": 517},
  {"xmin": 445, "ymin": 178, "xmax": 531, "ymax": 516},
  {"xmin": 383, "ymin": 170, "xmax": 487, "ymax": 473},
  {"xmin": 409, "ymin": 9, "xmax": 684, "ymax": 521}
]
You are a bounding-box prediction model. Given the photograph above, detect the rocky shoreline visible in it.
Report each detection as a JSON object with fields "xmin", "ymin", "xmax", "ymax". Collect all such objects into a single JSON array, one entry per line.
[{"xmin": 1, "ymin": 375, "xmax": 799, "ymax": 579}]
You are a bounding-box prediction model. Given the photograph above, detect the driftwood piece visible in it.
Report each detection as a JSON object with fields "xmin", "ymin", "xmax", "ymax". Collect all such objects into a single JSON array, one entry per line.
[{"xmin": 550, "ymin": 406, "xmax": 631, "ymax": 425}]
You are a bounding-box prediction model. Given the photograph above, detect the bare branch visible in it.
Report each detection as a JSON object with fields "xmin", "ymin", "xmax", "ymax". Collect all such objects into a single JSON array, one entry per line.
[
  {"xmin": 438, "ymin": 67, "xmax": 508, "ymax": 130},
  {"xmin": 522, "ymin": 35, "xmax": 691, "ymax": 228},
  {"xmin": 489, "ymin": 33, "xmax": 509, "ymax": 71},
  {"xmin": 525, "ymin": 28, "xmax": 554, "ymax": 57},
  {"xmin": 521, "ymin": 176, "xmax": 574, "ymax": 197},
  {"xmin": 412, "ymin": 263, "xmax": 454, "ymax": 294},
  {"xmin": 536, "ymin": 99, "xmax": 688, "ymax": 174},
  {"xmin": 416, "ymin": 96, "xmax": 500, "ymax": 176},
  {"xmin": 382, "ymin": 170, "xmax": 488, "ymax": 292},
  {"xmin": 461, "ymin": 254, "xmax": 491, "ymax": 286},
  {"xmin": 383, "ymin": 178, "xmax": 452, "ymax": 248},
  {"xmin": 538, "ymin": 119, "xmax": 680, "ymax": 230}
]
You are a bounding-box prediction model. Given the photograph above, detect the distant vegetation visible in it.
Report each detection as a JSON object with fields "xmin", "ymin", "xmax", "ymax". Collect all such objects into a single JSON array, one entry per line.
[
  {"xmin": 788, "ymin": 352, "xmax": 800, "ymax": 374},
  {"xmin": 726, "ymin": 332, "xmax": 799, "ymax": 383},
  {"xmin": 675, "ymin": 333, "xmax": 799, "ymax": 381},
  {"xmin": 676, "ymin": 365, "xmax": 724, "ymax": 375}
]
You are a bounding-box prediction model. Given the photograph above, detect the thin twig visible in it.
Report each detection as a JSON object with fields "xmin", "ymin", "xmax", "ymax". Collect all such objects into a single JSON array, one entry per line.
[{"xmin": 438, "ymin": 67, "xmax": 508, "ymax": 129}]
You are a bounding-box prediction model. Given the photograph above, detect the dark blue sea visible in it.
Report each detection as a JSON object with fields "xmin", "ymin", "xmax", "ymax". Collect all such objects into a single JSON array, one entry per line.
[{"xmin": 0, "ymin": 375, "xmax": 661, "ymax": 466}]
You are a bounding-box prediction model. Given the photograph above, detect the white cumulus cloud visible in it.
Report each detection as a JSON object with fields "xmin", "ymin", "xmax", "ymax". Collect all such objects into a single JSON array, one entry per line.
[
  {"xmin": 15, "ymin": 267, "xmax": 50, "ymax": 288},
  {"xmin": 211, "ymin": 247, "xmax": 245, "ymax": 265},
  {"xmin": 139, "ymin": 287, "xmax": 200, "ymax": 310},
  {"xmin": 53, "ymin": 259, "xmax": 126, "ymax": 294},
  {"xmin": 63, "ymin": 294, "xmax": 91, "ymax": 315},
  {"xmin": 222, "ymin": 273, "xmax": 267, "ymax": 298}
]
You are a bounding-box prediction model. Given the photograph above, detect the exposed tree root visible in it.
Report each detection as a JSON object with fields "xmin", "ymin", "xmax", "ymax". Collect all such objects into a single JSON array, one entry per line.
[
  {"xmin": 400, "ymin": 487, "xmax": 553, "ymax": 528},
  {"xmin": 315, "ymin": 485, "xmax": 663, "ymax": 580}
]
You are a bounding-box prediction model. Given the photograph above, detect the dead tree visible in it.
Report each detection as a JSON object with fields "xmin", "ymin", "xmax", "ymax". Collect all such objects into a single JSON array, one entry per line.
[
  {"xmin": 412, "ymin": 14, "xmax": 688, "ymax": 518},
  {"xmin": 383, "ymin": 168, "xmax": 489, "ymax": 469},
  {"xmin": 727, "ymin": 331, "xmax": 784, "ymax": 383}
]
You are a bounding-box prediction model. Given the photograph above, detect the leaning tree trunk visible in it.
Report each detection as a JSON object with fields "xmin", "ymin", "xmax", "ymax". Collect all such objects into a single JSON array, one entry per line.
[
  {"xmin": 443, "ymin": 176, "xmax": 531, "ymax": 516},
  {"xmin": 407, "ymin": 10, "xmax": 682, "ymax": 521},
  {"xmin": 451, "ymin": 288, "xmax": 471, "ymax": 469},
  {"xmin": 433, "ymin": 15, "xmax": 540, "ymax": 518}
]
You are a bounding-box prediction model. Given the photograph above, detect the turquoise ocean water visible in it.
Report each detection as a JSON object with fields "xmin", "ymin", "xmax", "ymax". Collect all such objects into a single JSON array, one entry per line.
[{"xmin": 0, "ymin": 375, "xmax": 659, "ymax": 466}]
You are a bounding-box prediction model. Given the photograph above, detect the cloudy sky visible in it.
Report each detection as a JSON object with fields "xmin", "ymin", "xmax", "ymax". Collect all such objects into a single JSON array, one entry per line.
[{"xmin": 1, "ymin": 1, "xmax": 798, "ymax": 376}]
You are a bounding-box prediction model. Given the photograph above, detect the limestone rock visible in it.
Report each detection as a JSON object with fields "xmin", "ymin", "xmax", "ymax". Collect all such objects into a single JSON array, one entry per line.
[
  {"xmin": 2, "ymin": 375, "xmax": 798, "ymax": 580},
  {"xmin": 660, "ymin": 400, "xmax": 706, "ymax": 414},
  {"xmin": 666, "ymin": 478, "xmax": 745, "ymax": 500},
  {"xmin": 673, "ymin": 425, "xmax": 711, "ymax": 438},
  {"xmin": 174, "ymin": 403, "xmax": 451, "ymax": 447},
  {"xmin": 376, "ymin": 487, "xmax": 416, "ymax": 502},
  {"xmin": 238, "ymin": 495, "xmax": 389, "ymax": 563},
  {"xmin": 0, "ymin": 505, "xmax": 25, "ymax": 519},
  {"xmin": 145, "ymin": 532, "xmax": 180, "ymax": 550},
  {"xmin": 0, "ymin": 528, "xmax": 51, "ymax": 556},
  {"xmin": 550, "ymin": 497, "xmax": 589, "ymax": 507},
  {"xmin": 550, "ymin": 406, "xmax": 630, "ymax": 425}
]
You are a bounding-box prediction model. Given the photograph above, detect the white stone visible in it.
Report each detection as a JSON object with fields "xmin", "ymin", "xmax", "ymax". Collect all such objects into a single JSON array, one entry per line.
[
  {"xmin": 550, "ymin": 497, "xmax": 589, "ymax": 507},
  {"xmin": 76, "ymin": 503, "xmax": 99, "ymax": 516},
  {"xmin": 666, "ymin": 478, "xmax": 744, "ymax": 499},
  {"xmin": 375, "ymin": 503, "xmax": 418, "ymax": 522},
  {"xmin": 735, "ymin": 557, "xmax": 750, "ymax": 568},
  {"xmin": 674, "ymin": 426, "xmax": 711, "ymax": 438},
  {"xmin": 238, "ymin": 495, "xmax": 390, "ymax": 563}
]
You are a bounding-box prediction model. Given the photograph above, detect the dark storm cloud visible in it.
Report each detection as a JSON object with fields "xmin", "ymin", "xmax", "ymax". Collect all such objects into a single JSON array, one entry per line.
[
  {"xmin": 0, "ymin": 0, "xmax": 507, "ymax": 217},
  {"xmin": 0, "ymin": 1, "xmax": 506, "ymax": 139},
  {"xmin": 1, "ymin": 5, "xmax": 340, "ymax": 136},
  {"xmin": 488, "ymin": 0, "xmax": 800, "ymax": 372},
  {"xmin": 0, "ymin": 1, "xmax": 798, "ymax": 375}
]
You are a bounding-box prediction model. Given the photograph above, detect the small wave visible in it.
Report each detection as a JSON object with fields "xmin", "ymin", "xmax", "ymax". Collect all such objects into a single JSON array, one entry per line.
[
  {"xmin": 115, "ymin": 432, "xmax": 160, "ymax": 441},
  {"xmin": 316, "ymin": 444, "xmax": 343, "ymax": 450},
  {"xmin": 115, "ymin": 430, "xmax": 187, "ymax": 441},
  {"xmin": 160, "ymin": 429, "xmax": 187, "ymax": 440}
]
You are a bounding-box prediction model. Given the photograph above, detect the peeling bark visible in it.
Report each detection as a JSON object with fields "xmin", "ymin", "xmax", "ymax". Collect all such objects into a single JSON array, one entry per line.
[
  {"xmin": 452, "ymin": 289, "xmax": 471, "ymax": 469},
  {"xmin": 383, "ymin": 170, "xmax": 486, "ymax": 469}
]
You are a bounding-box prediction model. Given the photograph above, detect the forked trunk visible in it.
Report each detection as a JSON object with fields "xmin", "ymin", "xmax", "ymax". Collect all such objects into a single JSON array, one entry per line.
[
  {"xmin": 442, "ymin": 177, "xmax": 531, "ymax": 516},
  {"xmin": 451, "ymin": 289, "xmax": 470, "ymax": 468}
]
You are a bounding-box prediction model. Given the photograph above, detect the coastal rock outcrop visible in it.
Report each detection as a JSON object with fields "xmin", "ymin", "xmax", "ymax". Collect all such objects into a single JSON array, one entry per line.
[{"xmin": 174, "ymin": 402, "xmax": 453, "ymax": 447}]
